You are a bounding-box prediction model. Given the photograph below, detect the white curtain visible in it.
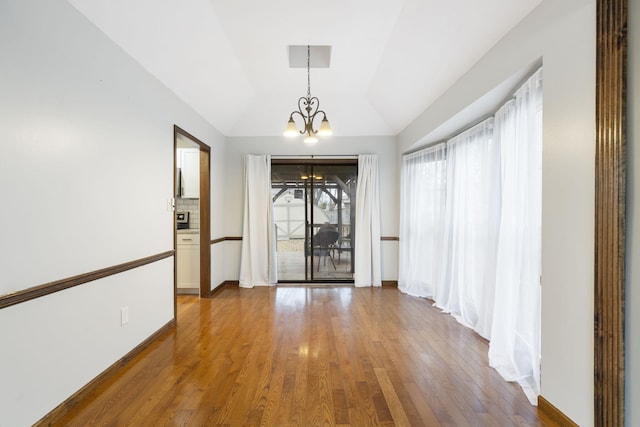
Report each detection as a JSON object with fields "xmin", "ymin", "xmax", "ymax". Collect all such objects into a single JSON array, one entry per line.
[
  {"xmin": 489, "ymin": 68, "xmax": 543, "ymax": 404},
  {"xmin": 398, "ymin": 144, "xmax": 446, "ymax": 298},
  {"xmin": 397, "ymin": 67, "xmax": 543, "ymax": 404},
  {"xmin": 435, "ymin": 119, "xmax": 501, "ymax": 339},
  {"xmin": 239, "ymin": 154, "xmax": 277, "ymax": 287},
  {"xmin": 354, "ymin": 154, "xmax": 382, "ymax": 287}
]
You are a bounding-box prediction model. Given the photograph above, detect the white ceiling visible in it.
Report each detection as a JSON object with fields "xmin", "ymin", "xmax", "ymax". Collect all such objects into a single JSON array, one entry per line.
[{"xmin": 67, "ymin": 0, "xmax": 542, "ymax": 137}]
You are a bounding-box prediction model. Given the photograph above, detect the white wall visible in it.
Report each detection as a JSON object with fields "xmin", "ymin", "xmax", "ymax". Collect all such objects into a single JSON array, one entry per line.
[
  {"xmin": 0, "ymin": 261, "xmax": 173, "ymax": 426},
  {"xmin": 627, "ymin": 1, "xmax": 639, "ymax": 425},
  {"xmin": 224, "ymin": 136, "xmax": 399, "ymax": 282},
  {"xmin": 398, "ymin": 0, "xmax": 595, "ymax": 425},
  {"xmin": 0, "ymin": 1, "xmax": 225, "ymax": 425}
]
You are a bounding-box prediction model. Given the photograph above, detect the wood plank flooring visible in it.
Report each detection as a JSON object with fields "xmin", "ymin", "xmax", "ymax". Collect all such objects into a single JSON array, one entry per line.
[{"xmin": 54, "ymin": 286, "xmax": 559, "ymax": 426}]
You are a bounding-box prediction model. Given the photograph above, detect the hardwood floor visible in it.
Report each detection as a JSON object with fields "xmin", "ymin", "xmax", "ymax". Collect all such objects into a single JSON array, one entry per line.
[{"xmin": 54, "ymin": 286, "xmax": 559, "ymax": 426}]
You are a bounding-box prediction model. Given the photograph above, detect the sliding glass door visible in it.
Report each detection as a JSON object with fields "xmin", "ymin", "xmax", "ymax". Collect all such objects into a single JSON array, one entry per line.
[{"xmin": 272, "ymin": 161, "xmax": 356, "ymax": 282}]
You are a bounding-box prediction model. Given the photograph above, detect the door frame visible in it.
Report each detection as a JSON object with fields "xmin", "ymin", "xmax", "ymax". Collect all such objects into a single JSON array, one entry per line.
[{"xmin": 173, "ymin": 125, "xmax": 211, "ymax": 318}]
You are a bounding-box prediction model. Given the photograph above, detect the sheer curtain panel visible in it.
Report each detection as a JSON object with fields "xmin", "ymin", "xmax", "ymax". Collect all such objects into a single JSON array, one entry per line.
[
  {"xmin": 239, "ymin": 154, "xmax": 277, "ymax": 287},
  {"xmin": 354, "ymin": 154, "xmax": 382, "ymax": 287},
  {"xmin": 435, "ymin": 119, "xmax": 500, "ymax": 339},
  {"xmin": 488, "ymin": 68, "xmax": 543, "ymax": 404},
  {"xmin": 398, "ymin": 144, "xmax": 446, "ymax": 297}
]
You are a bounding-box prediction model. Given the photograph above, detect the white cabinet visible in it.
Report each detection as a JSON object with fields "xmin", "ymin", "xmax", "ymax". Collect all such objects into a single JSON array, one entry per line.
[
  {"xmin": 177, "ymin": 233, "xmax": 200, "ymax": 293},
  {"xmin": 177, "ymin": 148, "xmax": 200, "ymax": 198}
]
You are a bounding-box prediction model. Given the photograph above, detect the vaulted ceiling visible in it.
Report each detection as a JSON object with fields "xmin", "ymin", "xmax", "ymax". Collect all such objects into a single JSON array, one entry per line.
[{"xmin": 68, "ymin": 0, "xmax": 542, "ymax": 137}]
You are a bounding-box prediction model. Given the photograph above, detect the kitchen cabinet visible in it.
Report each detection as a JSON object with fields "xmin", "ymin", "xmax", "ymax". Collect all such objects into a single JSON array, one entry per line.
[
  {"xmin": 177, "ymin": 148, "xmax": 200, "ymax": 198},
  {"xmin": 177, "ymin": 232, "xmax": 200, "ymax": 293}
]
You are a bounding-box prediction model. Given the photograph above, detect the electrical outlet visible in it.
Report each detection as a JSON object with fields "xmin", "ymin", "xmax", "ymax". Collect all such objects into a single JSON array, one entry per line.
[{"xmin": 121, "ymin": 306, "xmax": 129, "ymax": 325}]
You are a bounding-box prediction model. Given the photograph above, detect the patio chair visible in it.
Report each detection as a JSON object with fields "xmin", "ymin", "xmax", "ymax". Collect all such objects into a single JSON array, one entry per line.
[{"xmin": 312, "ymin": 230, "xmax": 339, "ymax": 271}]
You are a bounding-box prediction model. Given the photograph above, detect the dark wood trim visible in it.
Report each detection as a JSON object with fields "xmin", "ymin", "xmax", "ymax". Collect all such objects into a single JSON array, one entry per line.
[
  {"xmin": 271, "ymin": 158, "xmax": 358, "ymax": 165},
  {"xmin": 595, "ymin": 1, "xmax": 627, "ymax": 426},
  {"xmin": 206, "ymin": 281, "xmax": 236, "ymax": 297},
  {"xmin": 221, "ymin": 236, "xmax": 397, "ymax": 246},
  {"xmin": 207, "ymin": 282, "xmax": 225, "ymax": 296},
  {"xmin": 538, "ymin": 396, "xmax": 579, "ymax": 427},
  {"xmin": 0, "ymin": 251, "xmax": 174, "ymax": 310},
  {"xmin": 223, "ymin": 236, "xmax": 398, "ymax": 242},
  {"xmin": 225, "ymin": 280, "xmax": 240, "ymax": 286},
  {"xmin": 381, "ymin": 280, "xmax": 398, "ymax": 287},
  {"xmin": 222, "ymin": 280, "xmax": 240, "ymax": 287},
  {"xmin": 173, "ymin": 127, "xmax": 178, "ymax": 319},
  {"xmin": 199, "ymin": 145, "xmax": 211, "ymax": 299},
  {"xmin": 210, "ymin": 237, "xmax": 225, "ymax": 245},
  {"xmin": 174, "ymin": 125, "xmax": 209, "ymax": 151},
  {"xmin": 33, "ymin": 319, "xmax": 175, "ymax": 427}
]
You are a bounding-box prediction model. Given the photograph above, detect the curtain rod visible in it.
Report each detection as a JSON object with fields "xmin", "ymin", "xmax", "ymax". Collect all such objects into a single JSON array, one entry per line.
[
  {"xmin": 403, "ymin": 114, "xmax": 494, "ymax": 157},
  {"xmin": 270, "ymin": 155, "xmax": 359, "ymax": 159}
]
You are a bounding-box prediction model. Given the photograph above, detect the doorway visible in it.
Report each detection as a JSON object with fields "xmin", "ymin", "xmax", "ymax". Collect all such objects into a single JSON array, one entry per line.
[
  {"xmin": 173, "ymin": 126, "xmax": 211, "ymax": 317},
  {"xmin": 271, "ymin": 160, "xmax": 356, "ymax": 283}
]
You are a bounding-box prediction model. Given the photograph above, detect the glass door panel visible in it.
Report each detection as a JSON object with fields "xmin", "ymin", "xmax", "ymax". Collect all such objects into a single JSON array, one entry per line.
[
  {"xmin": 308, "ymin": 164, "xmax": 356, "ymax": 280},
  {"xmin": 272, "ymin": 164, "xmax": 309, "ymax": 281}
]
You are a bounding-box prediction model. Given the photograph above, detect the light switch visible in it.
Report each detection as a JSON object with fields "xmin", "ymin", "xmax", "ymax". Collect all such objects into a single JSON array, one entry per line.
[{"xmin": 121, "ymin": 306, "xmax": 129, "ymax": 325}]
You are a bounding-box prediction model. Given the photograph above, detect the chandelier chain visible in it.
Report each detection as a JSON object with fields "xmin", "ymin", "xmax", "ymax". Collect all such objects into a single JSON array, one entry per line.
[{"xmin": 307, "ymin": 45, "xmax": 311, "ymax": 99}]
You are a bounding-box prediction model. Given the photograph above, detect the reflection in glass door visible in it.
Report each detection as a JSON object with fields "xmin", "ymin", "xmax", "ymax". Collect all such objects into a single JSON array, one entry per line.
[{"xmin": 272, "ymin": 161, "xmax": 357, "ymax": 282}]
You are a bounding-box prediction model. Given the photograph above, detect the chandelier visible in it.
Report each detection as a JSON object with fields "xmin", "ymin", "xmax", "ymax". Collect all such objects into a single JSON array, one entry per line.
[{"xmin": 284, "ymin": 45, "xmax": 332, "ymax": 143}]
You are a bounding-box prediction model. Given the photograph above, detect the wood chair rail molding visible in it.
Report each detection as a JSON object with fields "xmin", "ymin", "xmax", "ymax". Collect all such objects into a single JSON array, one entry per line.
[
  {"xmin": 595, "ymin": 0, "xmax": 627, "ymax": 425},
  {"xmin": 0, "ymin": 251, "xmax": 175, "ymax": 310},
  {"xmin": 221, "ymin": 236, "xmax": 399, "ymax": 241}
]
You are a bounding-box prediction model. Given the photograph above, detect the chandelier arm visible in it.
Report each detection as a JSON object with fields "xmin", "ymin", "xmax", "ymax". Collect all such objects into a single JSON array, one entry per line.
[
  {"xmin": 308, "ymin": 109, "xmax": 330, "ymax": 133},
  {"xmin": 289, "ymin": 110, "xmax": 308, "ymax": 135}
]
